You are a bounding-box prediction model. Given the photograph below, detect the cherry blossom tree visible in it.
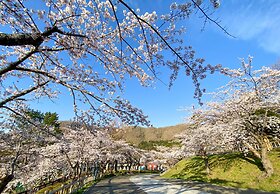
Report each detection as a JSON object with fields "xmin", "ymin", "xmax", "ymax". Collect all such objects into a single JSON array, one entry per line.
[
  {"xmin": 150, "ymin": 145, "xmax": 183, "ymax": 169},
  {"xmin": 217, "ymin": 59, "xmax": 280, "ymax": 177},
  {"xmin": 177, "ymin": 121, "xmax": 240, "ymax": 174},
  {"xmin": 0, "ymin": 109, "xmax": 60, "ymax": 193},
  {"xmin": 0, "ymin": 0, "xmax": 224, "ymax": 128},
  {"xmin": 1, "ymin": 121, "xmax": 148, "ymax": 192},
  {"xmin": 180, "ymin": 58, "xmax": 280, "ymax": 177},
  {"xmin": 24, "ymin": 124, "xmax": 109, "ymax": 185}
]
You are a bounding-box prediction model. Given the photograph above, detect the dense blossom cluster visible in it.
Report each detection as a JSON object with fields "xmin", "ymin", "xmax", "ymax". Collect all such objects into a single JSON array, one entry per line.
[{"xmin": 0, "ymin": 122, "xmax": 148, "ymax": 191}]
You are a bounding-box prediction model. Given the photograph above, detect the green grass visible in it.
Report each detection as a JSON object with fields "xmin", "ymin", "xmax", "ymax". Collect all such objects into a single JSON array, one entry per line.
[
  {"xmin": 36, "ymin": 182, "xmax": 64, "ymax": 194},
  {"xmin": 162, "ymin": 149, "xmax": 280, "ymax": 192},
  {"xmin": 72, "ymin": 180, "xmax": 97, "ymax": 194},
  {"xmin": 35, "ymin": 179, "xmax": 72, "ymax": 194}
]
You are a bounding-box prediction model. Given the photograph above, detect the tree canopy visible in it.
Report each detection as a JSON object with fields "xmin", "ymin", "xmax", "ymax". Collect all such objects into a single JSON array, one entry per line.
[{"xmin": 0, "ymin": 0, "xmax": 222, "ymax": 127}]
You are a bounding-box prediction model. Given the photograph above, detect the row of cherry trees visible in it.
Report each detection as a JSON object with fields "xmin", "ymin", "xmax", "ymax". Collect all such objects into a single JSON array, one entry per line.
[
  {"xmin": 0, "ymin": 113, "xmax": 153, "ymax": 193},
  {"xmin": 178, "ymin": 59, "xmax": 280, "ymax": 177},
  {"xmin": 0, "ymin": 114, "xmax": 182, "ymax": 193}
]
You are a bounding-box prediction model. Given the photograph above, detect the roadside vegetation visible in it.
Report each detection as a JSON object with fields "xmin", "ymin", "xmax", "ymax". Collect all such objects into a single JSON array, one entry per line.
[
  {"xmin": 36, "ymin": 182, "xmax": 66, "ymax": 194},
  {"xmin": 162, "ymin": 148, "xmax": 280, "ymax": 192}
]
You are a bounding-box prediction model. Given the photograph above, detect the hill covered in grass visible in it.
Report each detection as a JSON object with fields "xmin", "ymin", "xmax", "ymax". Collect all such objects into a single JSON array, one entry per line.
[
  {"xmin": 162, "ymin": 149, "xmax": 280, "ymax": 192},
  {"xmin": 111, "ymin": 124, "xmax": 187, "ymax": 145}
]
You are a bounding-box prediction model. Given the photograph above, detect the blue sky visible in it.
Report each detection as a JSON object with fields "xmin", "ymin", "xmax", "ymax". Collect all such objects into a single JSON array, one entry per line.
[{"xmin": 32, "ymin": 0, "xmax": 280, "ymax": 127}]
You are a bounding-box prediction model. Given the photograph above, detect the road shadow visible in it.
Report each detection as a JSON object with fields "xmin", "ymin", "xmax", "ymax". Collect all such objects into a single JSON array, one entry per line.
[
  {"xmin": 85, "ymin": 174, "xmax": 278, "ymax": 194},
  {"xmin": 156, "ymin": 176, "xmax": 277, "ymax": 194},
  {"xmin": 84, "ymin": 176, "xmax": 146, "ymax": 194}
]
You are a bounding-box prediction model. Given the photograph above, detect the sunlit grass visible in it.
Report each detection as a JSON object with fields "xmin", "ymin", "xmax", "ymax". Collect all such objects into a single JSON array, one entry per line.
[
  {"xmin": 162, "ymin": 148, "xmax": 280, "ymax": 192},
  {"xmin": 71, "ymin": 180, "xmax": 96, "ymax": 194}
]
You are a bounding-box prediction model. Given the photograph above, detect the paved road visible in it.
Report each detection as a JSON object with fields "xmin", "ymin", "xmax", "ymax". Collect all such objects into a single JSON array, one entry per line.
[{"xmin": 84, "ymin": 174, "xmax": 276, "ymax": 194}]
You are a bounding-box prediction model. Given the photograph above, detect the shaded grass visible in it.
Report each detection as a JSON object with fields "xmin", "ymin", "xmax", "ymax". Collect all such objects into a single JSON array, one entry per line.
[
  {"xmin": 162, "ymin": 149, "xmax": 280, "ymax": 192},
  {"xmin": 35, "ymin": 179, "xmax": 73, "ymax": 194},
  {"xmin": 72, "ymin": 180, "xmax": 97, "ymax": 194},
  {"xmin": 36, "ymin": 182, "xmax": 64, "ymax": 194}
]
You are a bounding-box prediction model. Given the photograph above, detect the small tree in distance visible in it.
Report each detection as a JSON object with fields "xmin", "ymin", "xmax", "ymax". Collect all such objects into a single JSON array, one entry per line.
[{"xmin": 43, "ymin": 112, "xmax": 60, "ymax": 133}]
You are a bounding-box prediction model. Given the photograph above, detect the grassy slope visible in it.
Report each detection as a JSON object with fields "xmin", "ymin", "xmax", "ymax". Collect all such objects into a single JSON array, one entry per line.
[
  {"xmin": 162, "ymin": 149, "xmax": 280, "ymax": 192},
  {"xmin": 111, "ymin": 124, "xmax": 187, "ymax": 145}
]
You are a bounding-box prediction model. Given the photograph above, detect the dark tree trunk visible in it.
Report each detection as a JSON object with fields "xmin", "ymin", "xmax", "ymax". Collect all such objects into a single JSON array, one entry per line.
[
  {"xmin": 114, "ymin": 160, "xmax": 118, "ymax": 173},
  {"xmin": 0, "ymin": 174, "xmax": 14, "ymax": 193},
  {"xmin": 0, "ymin": 32, "xmax": 44, "ymax": 46},
  {"xmin": 0, "ymin": 26, "xmax": 61, "ymax": 47},
  {"xmin": 203, "ymin": 156, "xmax": 210, "ymax": 175},
  {"xmin": 200, "ymin": 148, "xmax": 210, "ymax": 175}
]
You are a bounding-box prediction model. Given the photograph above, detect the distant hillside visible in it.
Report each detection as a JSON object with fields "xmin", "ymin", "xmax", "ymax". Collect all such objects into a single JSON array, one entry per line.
[
  {"xmin": 58, "ymin": 121, "xmax": 187, "ymax": 146},
  {"xmin": 111, "ymin": 124, "xmax": 187, "ymax": 145}
]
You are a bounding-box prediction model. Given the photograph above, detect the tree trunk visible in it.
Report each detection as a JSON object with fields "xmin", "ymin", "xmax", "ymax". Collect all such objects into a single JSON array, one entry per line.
[
  {"xmin": 0, "ymin": 174, "xmax": 14, "ymax": 193},
  {"xmin": 203, "ymin": 156, "xmax": 210, "ymax": 175},
  {"xmin": 200, "ymin": 149, "xmax": 210, "ymax": 175},
  {"xmin": 244, "ymin": 142, "xmax": 261, "ymax": 158},
  {"xmin": 114, "ymin": 160, "xmax": 118, "ymax": 173},
  {"xmin": 261, "ymin": 141, "xmax": 274, "ymax": 177},
  {"xmin": 246, "ymin": 139, "xmax": 274, "ymax": 177}
]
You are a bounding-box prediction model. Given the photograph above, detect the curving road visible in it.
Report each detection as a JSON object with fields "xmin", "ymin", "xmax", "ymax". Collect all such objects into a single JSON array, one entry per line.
[{"xmin": 84, "ymin": 174, "xmax": 275, "ymax": 194}]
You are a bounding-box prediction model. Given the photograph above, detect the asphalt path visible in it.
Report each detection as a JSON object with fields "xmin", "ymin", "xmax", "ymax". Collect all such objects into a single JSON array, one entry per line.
[{"xmin": 84, "ymin": 174, "xmax": 277, "ymax": 194}]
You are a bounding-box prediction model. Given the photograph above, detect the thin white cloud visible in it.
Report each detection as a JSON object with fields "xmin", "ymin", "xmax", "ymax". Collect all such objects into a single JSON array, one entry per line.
[{"xmin": 220, "ymin": 0, "xmax": 280, "ymax": 55}]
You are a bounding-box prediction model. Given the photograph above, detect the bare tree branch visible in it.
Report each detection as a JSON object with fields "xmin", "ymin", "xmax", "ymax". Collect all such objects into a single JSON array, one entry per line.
[
  {"xmin": 119, "ymin": 0, "xmax": 196, "ymax": 75},
  {"xmin": 0, "ymin": 80, "xmax": 50, "ymax": 108},
  {"xmin": 191, "ymin": 0, "xmax": 236, "ymax": 38},
  {"xmin": 108, "ymin": 0, "xmax": 123, "ymax": 63},
  {"xmin": 0, "ymin": 49, "xmax": 37, "ymax": 77}
]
